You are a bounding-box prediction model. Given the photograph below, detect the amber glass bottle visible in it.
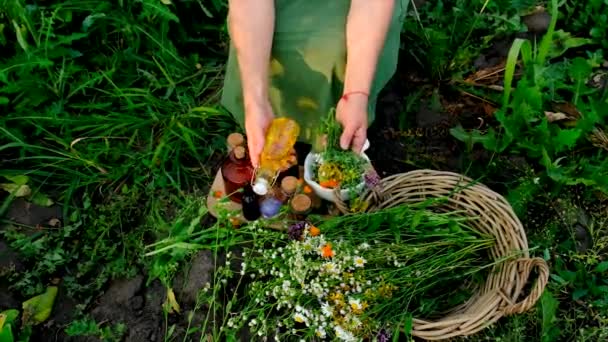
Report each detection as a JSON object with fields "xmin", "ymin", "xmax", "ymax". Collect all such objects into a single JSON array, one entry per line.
[{"xmin": 221, "ymin": 146, "xmax": 254, "ymax": 203}]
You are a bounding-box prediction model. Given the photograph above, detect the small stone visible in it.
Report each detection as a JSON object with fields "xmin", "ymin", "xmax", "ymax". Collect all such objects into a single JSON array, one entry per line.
[{"xmin": 523, "ymin": 9, "xmax": 551, "ymax": 34}]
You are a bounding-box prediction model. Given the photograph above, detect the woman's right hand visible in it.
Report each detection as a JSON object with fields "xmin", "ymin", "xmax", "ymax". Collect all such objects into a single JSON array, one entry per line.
[{"xmin": 244, "ymin": 99, "xmax": 274, "ymax": 167}]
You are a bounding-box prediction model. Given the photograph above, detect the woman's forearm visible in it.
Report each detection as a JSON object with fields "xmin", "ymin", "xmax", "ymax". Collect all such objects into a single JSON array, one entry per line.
[
  {"xmin": 343, "ymin": 0, "xmax": 395, "ymax": 94},
  {"xmin": 227, "ymin": 0, "xmax": 275, "ymax": 106}
]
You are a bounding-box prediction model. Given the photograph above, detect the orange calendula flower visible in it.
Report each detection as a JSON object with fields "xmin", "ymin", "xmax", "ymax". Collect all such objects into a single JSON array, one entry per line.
[
  {"xmin": 309, "ymin": 225, "xmax": 320, "ymax": 237},
  {"xmin": 321, "ymin": 243, "xmax": 334, "ymax": 258}
]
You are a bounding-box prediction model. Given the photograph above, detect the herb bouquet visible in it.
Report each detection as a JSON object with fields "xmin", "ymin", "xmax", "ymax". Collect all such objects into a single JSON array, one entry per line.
[
  {"xmin": 306, "ymin": 110, "xmax": 380, "ymax": 202},
  {"xmin": 219, "ymin": 201, "xmax": 498, "ymax": 341}
]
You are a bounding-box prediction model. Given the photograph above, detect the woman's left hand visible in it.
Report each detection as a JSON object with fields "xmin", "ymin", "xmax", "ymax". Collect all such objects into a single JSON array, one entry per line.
[{"xmin": 336, "ymin": 93, "xmax": 368, "ymax": 154}]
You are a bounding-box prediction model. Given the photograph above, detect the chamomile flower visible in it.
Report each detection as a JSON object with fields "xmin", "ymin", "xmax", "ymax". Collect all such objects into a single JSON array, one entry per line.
[
  {"xmin": 322, "ymin": 262, "xmax": 339, "ymax": 274},
  {"xmin": 334, "ymin": 325, "xmax": 356, "ymax": 342},
  {"xmin": 353, "ymin": 256, "xmax": 366, "ymax": 268},
  {"xmin": 321, "ymin": 302, "xmax": 333, "ymax": 317},
  {"xmin": 293, "ymin": 313, "xmax": 308, "ymax": 325},
  {"xmin": 315, "ymin": 327, "xmax": 327, "ymax": 339}
]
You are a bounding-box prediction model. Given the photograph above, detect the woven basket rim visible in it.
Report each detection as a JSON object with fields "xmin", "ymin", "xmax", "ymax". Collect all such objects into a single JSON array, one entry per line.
[{"xmin": 333, "ymin": 169, "xmax": 549, "ymax": 340}]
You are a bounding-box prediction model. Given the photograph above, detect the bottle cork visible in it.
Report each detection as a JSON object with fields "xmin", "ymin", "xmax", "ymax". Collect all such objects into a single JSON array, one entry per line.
[
  {"xmin": 290, "ymin": 194, "xmax": 312, "ymax": 215},
  {"xmin": 234, "ymin": 146, "xmax": 246, "ymax": 160},
  {"xmin": 227, "ymin": 133, "xmax": 245, "ymax": 151},
  {"xmin": 280, "ymin": 176, "xmax": 298, "ymax": 197}
]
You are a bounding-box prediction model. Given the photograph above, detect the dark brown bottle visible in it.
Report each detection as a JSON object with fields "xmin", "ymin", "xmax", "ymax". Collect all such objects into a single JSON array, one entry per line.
[
  {"xmin": 221, "ymin": 146, "xmax": 254, "ymax": 203},
  {"xmin": 242, "ymin": 184, "xmax": 261, "ymax": 221}
]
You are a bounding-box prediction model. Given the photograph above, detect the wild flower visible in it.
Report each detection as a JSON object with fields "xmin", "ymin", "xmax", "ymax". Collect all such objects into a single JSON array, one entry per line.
[{"xmin": 215, "ymin": 205, "xmax": 495, "ymax": 341}]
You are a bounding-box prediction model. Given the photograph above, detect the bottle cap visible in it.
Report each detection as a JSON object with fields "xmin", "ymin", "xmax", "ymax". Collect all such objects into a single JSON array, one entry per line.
[
  {"xmin": 290, "ymin": 194, "xmax": 312, "ymax": 214},
  {"xmin": 234, "ymin": 146, "xmax": 246, "ymax": 159},
  {"xmin": 253, "ymin": 178, "xmax": 269, "ymax": 195},
  {"xmin": 227, "ymin": 133, "xmax": 245, "ymax": 150},
  {"xmin": 280, "ymin": 176, "xmax": 298, "ymax": 194}
]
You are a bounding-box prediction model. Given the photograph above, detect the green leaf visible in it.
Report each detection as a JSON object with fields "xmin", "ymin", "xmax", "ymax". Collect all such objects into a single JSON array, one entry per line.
[
  {"xmin": 411, "ymin": 211, "xmax": 423, "ymax": 229},
  {"xmin": 29, "ymin": 192, "xmax": 54, "ymax": 207},
  {"xmin": 82, "ymin": 14, "xmax": 106, "ymax": 32},
  {"xmin": 0, "ymin": 310, "xmax": 20, "ymax": 342},
  {"xmin": 554, "ymin": 128, "xmax": 582, "ymax": 152},
  {"xmin": 595, "ymin": 261, "xmax": 608, "ymax": 273},
  {"xmin": 449, "ymin": 126, "xmax": 502, "ymax": 151},
  {"xmin": 0, "ymin": 310, "xmax": 19, "ymax": 326},
  {"xmin": 4, "ymin": 176, "xmax": 29, "ymax": 185},
  {"xmin": 22, "ymin": 286, "xmax": 58, "ymax": 325},
  {"xmin": 0, "ymin": 97, "xmax": 8, "ymax": 105},
  {"xmin": 0, "ymin": 183, "xmax": 31, "ymax": 197},
  {"xmin": 0, "ymin": 324, "xmax": 14, "ymax": 342},
  {"xmin": 572, "ymin": 288, "xmax": 588, "ymax": 300},
  {"xmin": 540, "ymin": 290, "xmax": 558, "ymax": 342},
  {"xmin": 550, "ymin": 274, "xmax": 568, "ymax": 285},
  {"xmin": 549, "ymin": 30, "xmax": 593, "ymax": 59}
]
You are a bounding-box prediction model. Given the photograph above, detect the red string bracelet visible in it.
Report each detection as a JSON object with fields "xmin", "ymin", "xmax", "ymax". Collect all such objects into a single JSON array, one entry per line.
[{"xmin": 341, "ymin": 91, "xmax": 369, "ymax": 101}]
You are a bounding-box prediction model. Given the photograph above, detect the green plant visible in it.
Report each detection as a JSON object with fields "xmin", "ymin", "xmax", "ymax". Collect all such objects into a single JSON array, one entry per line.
[
  {"xmin": 65, "ymin": 316, "xmax": 127, "ymax": 341},
  {"xmin": 451, "ymin": 0, "xmax": 608, "ymax": 194},
  {"xmin": 404, "ymin": 0, "xmax": 525, "ymax": 81}
]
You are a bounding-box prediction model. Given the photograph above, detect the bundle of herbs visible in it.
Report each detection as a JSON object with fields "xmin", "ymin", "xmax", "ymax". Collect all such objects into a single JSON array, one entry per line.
[{"xmin": 216, "ymin": 201, "xmax": 498, "ymax": 341}]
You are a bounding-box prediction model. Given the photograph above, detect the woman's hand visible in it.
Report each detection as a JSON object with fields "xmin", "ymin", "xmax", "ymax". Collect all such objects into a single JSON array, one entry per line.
[
  {"xmin": 245, "ymin": 99, "xmax": 274, "ymax": 167},
  {"xmin": 336, "ymin": 93, "xmax": 368, "ymax": 154}
]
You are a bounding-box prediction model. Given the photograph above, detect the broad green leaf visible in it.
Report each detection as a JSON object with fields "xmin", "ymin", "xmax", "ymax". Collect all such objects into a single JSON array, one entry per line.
[
  {"xmin": 4, "ymin": 175, "xmax": 29, "ymax": 185},
  {"xmin": 22, "ymin": 286, "xmax": 58, "ymax": 325},
  {"xmin": 540, "ymin": 290, "xmax": 558, "ymax": 342},
  {"xmin": 29, "ymin": 192, "xmax": 54, "ymax": 207},
  {"xmin": 549, "ymin": 30, "xmax": 593, "ymax": 59},
  {"xmin": 0, "ymin": 183, "xmax": 31, "ymax": 197},
  {"xmin": 0, "ymin": 323, "xmax": 14, "ymax": 342},
  {"xmin": 595, "ymin": 261, "xmax": 608, "ymax": 273},
  {"xmin": 0, "ymin": 309, "xmax": 20, "ymax": 341},
  {"xmin": 0, "ymin": 97, "xmax": 8, "ymax": 105},
  {"xmin": 0, "ymin": 310, "xmax": 19, "ymax": 327}
]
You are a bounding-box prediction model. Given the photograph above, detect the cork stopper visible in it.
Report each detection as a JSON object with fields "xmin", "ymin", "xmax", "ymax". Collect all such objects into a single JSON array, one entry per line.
[
  {"xmin": 281, "ymin": 176, "xmax": 298, "ymax": 195},
  {"xmin": 227, "ymin": 133, "xmax": 245, "ymax": 150},
  {"xmin": 290, "ymin": 194, "xmax": 312, "ymax": 214},
  {"xmin": 234, "ymin": 146, "xmax": 246, "ymax": 160}
]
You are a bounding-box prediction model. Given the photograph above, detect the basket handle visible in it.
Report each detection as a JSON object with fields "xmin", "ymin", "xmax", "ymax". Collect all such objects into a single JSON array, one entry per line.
[{"xmin": 501, "ymin": 257, "xmax": 550, "ymax": 316}]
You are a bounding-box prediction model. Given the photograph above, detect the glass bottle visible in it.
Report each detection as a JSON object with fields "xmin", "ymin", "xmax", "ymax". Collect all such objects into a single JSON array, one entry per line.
[
  {"xmin": 278, "ymin": 176, "xmax": 299, "ymax": 203},
  {"xmin": 290, "ymin": 194, "xmax": 312, "ymax": 220},
  {"xmin": 221, "ymin": 146, "xmax": 254, "ymax": 203},
  {"xmin": 252, "ymin": 118, "xmax": 300, "ymax": 195},
  {"xmin": 242, "ymin": 184, "xmax": 261, "ymax": 221}
]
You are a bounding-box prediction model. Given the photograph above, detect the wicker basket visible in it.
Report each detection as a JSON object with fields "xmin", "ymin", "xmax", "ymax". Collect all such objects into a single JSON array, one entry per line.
[{"xmin": 334, "ymin": 169, "xmax": 549, "ymax": 340}]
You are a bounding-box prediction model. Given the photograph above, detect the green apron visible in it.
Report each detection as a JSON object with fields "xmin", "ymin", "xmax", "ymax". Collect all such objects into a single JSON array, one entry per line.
[{"xmin": 221, "ymin": 0, "xmax": 409, "ymax": 145}]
